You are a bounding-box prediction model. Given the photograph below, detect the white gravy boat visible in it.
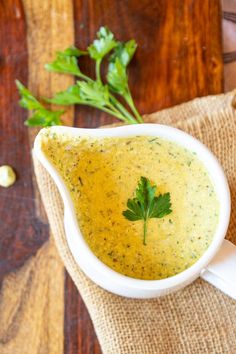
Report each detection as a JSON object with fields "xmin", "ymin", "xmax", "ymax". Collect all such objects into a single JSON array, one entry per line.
[{"xmin": 34, "ymin": 124, "xmax": 236, "ymax": 299}]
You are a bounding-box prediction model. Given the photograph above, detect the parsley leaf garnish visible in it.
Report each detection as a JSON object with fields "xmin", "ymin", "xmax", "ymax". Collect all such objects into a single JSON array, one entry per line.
[
  {"xmin": 123, "ymin": 177, "xmax": 172, "ymax": 245},
  {"xmin": 16, "ymin": 80, "xmax": 63, "ymax": 127}
]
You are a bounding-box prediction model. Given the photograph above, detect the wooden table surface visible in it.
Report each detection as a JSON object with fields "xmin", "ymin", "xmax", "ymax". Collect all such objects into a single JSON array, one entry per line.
[{"xmin": 0, "ymin": 1, "xmax": 224, "ymax": 353}]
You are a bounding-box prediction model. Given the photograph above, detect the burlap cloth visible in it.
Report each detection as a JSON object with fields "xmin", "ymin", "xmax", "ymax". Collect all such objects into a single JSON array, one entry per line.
[{"xmin": 34, "ymin": 91, "xmax": 236, "ymax": 354}]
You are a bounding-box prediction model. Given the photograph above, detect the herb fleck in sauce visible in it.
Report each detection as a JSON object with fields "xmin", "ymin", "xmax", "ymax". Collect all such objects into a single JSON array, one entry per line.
[{"xmin": 41, "ymin": 132, "xmax": 219, "ymax": 280}]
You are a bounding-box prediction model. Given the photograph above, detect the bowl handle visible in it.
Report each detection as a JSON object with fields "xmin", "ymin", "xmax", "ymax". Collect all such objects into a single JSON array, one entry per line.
[{"xmin": 200, "ymin": 240, "xmax": 236, "ymax": 300}]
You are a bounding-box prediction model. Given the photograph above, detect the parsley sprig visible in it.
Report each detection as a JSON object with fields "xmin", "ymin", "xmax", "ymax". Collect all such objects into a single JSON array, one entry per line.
[
  {"xmin": 15, "ymin": 80, "xmax": 64, "ymax": 126},
  {"xmin": 123, "ymin": 177, "xmax": 172, "ymax": 245},
  {"xmin": 16, "ymin": 26, "xmax": 143, "ymax": 127}
]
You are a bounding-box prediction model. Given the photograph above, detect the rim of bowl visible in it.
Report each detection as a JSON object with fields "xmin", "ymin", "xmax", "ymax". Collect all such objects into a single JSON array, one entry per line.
[{"xmin": 34, "ymin": 124, "xmax": 231, "ymax": 291}]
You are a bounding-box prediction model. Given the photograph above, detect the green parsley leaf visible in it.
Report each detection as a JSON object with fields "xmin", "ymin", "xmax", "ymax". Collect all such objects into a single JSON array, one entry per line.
[
  {"xmin": 45, "ymin": 55, "xmax": 80, "ymax": 76},
  {"xmin": 24, "ymin": 115, "xmax": 47, "ymax": 127},
  {"xmin": 77, "ymin": 80, "xmax": 110, "ymax": 106},
  {"xmin": 46, "ymin": 85, "xmax": 83, "ymax": 105},
  {"xmin": 16, "ymin": 80, "xmax": 42, "ymax": 110},
  {"xmin": 46, "ymin": 80, "xmax": 139, "ymax": 124},
  {"xmin": 107, "ymin": 39, "xmax": 143, "ymax": 123},
  {"xmin": 107, "ymin": 58, "xmax": 128, "ymax": 95},
  {"xmin": 109, "ymin": 39, "xmax": 137, "ymax": 67},
  {"xmin": 57, "ymin": 46, "xmax": 87, "ymax": 57},
  {"xmin": 16, "ymin": 80, "xmax": 64, "ymax": 127},
  {"xmin": 107, "ymin": 40, "xmax": 137, "ymax": 93},
  {"xmin": 49, "ymin": 81, "xmax": 111, "ymax": 108},
  {"xmin": 24, "ymin": 110, "xmax": 62, "ymax": 127},
  {"xmin": 88, "ymin": 26, "xmax": 117, "ymax": 60},
  {"xmin": 123, "ymin": 176, "xmax": 172, "ymax": 245},
  {"xmin": 45, "ymin": 48, "xmax": 85, "ymax": 76}
]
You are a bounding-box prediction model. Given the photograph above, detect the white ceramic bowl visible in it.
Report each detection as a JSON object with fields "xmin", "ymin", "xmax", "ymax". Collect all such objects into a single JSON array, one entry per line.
[{"xmin": 34, "ymin": 124, "xmax": 236, "ymax": 299}]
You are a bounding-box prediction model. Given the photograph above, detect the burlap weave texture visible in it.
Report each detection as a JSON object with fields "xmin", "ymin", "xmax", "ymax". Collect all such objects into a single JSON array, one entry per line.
[{"xmin": 34, "ymin": 91, "xmax": 236, "ymax": 354}]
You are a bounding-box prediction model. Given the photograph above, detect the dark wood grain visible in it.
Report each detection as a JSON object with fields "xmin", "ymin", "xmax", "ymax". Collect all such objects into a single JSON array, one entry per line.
[
  {"xmin": 63, "ymin": 1, "xmax": 223, "ymax": 353},
  {"xmin": 73, "ymin": 0, "xmax": 223, "ymax": 128},
  {"xmin": 0, "ymin": 0, "xmax": 49, "ymax": 283}
]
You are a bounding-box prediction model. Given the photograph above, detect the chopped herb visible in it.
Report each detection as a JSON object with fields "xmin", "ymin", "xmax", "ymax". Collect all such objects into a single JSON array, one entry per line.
[{"xmin": 148, "ymin": 137, "xmax": 159, "ymax": 143}]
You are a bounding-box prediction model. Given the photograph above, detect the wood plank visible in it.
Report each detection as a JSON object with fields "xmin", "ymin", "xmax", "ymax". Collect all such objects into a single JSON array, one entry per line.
[
  {"xmin": 0, "ymin": 0, "xmax": 48, "ymax": 282},
  {"xmin": 0, "ymin": 240, "xmax": 64, "ymax": 354},
  {"xmin": 0, "ymin": 0, "xmax": 73, "ymax": 353}
]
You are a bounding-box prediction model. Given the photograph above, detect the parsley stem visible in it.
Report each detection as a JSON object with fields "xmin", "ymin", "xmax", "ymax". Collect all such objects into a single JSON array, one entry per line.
[
  {"xmin": 78, "ymin": 102, "xmax": 133, "ymax": 124},
  {"xmin": 76, "ymin": 73, "xmax": 93, "ymax": 82},
  {"xmin": 75, "ymin": 75, "xmax": 138, "ymax": 124},
  {"xmin": 95, "ymin": 59, "xmax": 102, "ymax": 82},
  {"xmin": 110, "ymin": 95, "xmax": 138, "ymax": 124},
  {"xmin": 107, "ymin": 102, "xmax": 127, "ymax": 119},
  {"xmin": 143, "ymin": 219, "xmax": 147, "ymax": 245},
  {"xmin": 76, "ymin": 102, "xmax": 129, "ymax": 122},
  {"xmin": 105, "ymin": 107, "xmax": 134, "ymax": 122},
  {"xmin": 125, "ymin": 89, "xmax": 143, "ymax": 123}
]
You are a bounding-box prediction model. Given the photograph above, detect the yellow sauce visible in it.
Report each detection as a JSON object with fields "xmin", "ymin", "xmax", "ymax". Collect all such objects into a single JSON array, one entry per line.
[{"xmin": 41, "ymin": 131, "xmax": 219, "ymax": 280}]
